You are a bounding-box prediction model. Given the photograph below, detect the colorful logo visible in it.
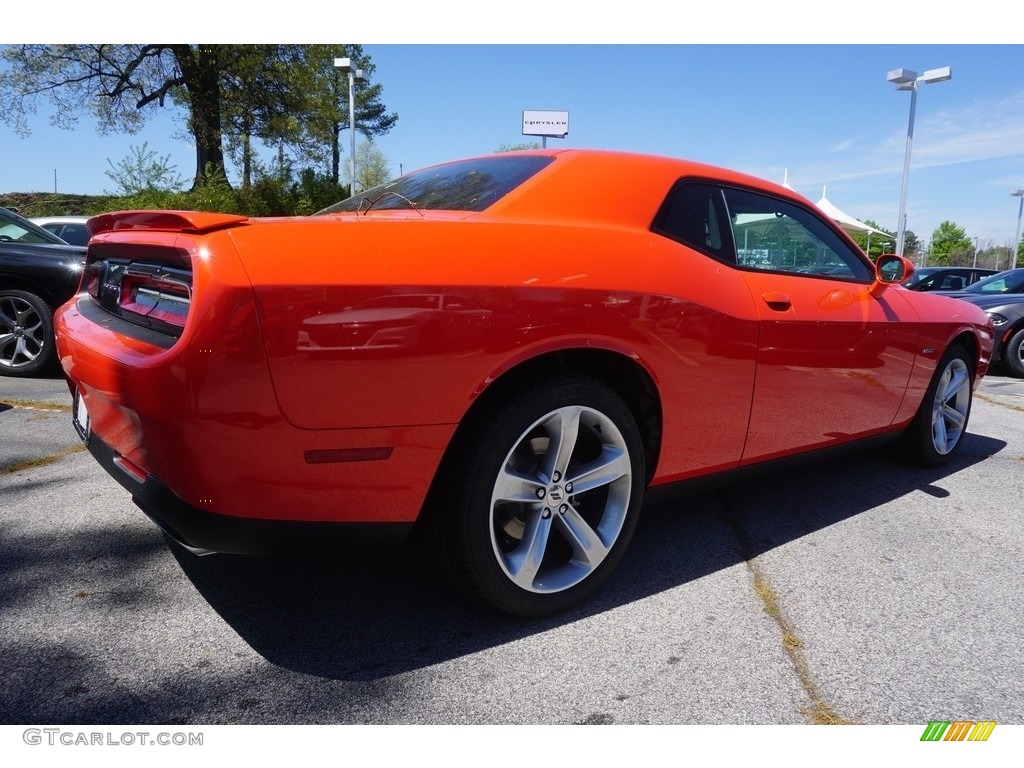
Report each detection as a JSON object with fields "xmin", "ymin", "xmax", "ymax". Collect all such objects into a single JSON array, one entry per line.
[{"xmin": 921, "ymin": 721, "xmax": 997, "ymax": 742}]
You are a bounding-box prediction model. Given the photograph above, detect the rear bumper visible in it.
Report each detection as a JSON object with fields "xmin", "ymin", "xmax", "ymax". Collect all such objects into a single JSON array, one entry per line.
[
  {"xmin": 56, "ymin": 296, "xmax": 456, "ymax": 526},
  {"xmin": 84, "ymin": 427, "xmax": 412, "ymax": 556}
]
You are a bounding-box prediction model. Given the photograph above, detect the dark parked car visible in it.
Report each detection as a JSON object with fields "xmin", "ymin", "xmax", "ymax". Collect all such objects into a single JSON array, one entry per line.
[
  {"xmin": 901, "ymin": 266, "xmax": 998, "ymax": 292},
  {"xmin": 0, "ymin": 207, "xmax": 87, "ymax": 376},
  {"xmin": 955, "ymin": 293, "xmax": 1024, "ymax": 377},
  {"xmin": 934, "ymin": 267, "xmax": 1024, "ymax": 299}
]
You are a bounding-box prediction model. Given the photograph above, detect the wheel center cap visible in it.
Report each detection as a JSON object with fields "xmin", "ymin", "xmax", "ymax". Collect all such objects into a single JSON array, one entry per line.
[{"xmin": 548, "ymin": 486, "xmax": 564, "ymax": 504}]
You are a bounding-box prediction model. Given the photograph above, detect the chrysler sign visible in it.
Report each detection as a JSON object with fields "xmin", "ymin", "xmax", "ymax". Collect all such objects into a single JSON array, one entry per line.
[{"xmin": 522, "ymin": 110, "xmax": 569, "ymax": 138}]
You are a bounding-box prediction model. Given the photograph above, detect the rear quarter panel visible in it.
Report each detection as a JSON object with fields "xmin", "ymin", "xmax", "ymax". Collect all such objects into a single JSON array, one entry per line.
[{"xmin": 228, "ymin": 213, "xmax": 762, "ymax": 482}]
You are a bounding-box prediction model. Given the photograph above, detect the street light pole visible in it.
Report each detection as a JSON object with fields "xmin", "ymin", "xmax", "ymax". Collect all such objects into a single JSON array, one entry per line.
[
  {"xmin": 894, "ymin": 82, "xmax": 918, "ymax": 259},
  {"xmin": 887, "ymin": 66, "xmax": 952, "ymax": 258},
  {"xmin": 1012, "ymin": 190, "xmax": 1024, "ymax": 270},
  {"xmin": 333, "ymin": 57, "xmax": 364, "ymax": 198}
]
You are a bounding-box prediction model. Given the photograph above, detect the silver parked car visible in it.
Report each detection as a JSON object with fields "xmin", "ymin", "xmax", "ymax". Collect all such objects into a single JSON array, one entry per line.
[{"xmin": 29, "ymin": 216, "xmax": 91, "ymax": 246}]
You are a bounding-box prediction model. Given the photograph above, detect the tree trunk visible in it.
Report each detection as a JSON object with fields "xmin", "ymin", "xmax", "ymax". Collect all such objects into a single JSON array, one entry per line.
[
  {"xmin": 242, "ymin": 132, "xmax": 251, "ymax": 189},
  {"xmin": 171, "ymin": 44, "xmax": 229, "ymax": 190},
  {"xmin": 331, "ymin": 120, "xmax": 341, "ymax": 185}
]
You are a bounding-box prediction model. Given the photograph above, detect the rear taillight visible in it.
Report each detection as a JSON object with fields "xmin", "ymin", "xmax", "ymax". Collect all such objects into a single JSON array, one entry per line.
[
  {"xmin": 119, "ymin": 270, "xmax": 191, "ymax": 331},
  {"xmin": 84, "ymin": 256, "xmax": 192, "ymax": 337},
  {"xmin": 85, "ymin": 263, "xmax": 102, "ymax": 298}
]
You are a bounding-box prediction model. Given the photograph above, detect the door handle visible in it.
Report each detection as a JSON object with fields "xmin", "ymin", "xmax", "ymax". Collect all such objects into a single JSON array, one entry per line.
[{"xmin": 761, "ymin": 292, "xmax": 792, "ymax": 312}]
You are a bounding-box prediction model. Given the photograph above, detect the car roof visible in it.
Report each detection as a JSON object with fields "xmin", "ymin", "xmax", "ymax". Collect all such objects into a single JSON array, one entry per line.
[
  {"xmin": 966, "ymin": 267, "xmax": 1024, "ymax": 283},
  {"xmin": 0, "ymin": 206, "xmax": 71, "ymax": 244},
  {"xmin": 475, "ymin": 148, "xmax": 823, "ymax": 229},
  {"xmin": 915, "ymin": 266, "xmax": 993, "ymax": 274},
  {"xmin": 29, "ymin": 216, "xmax": 90, "ymax": 224}
]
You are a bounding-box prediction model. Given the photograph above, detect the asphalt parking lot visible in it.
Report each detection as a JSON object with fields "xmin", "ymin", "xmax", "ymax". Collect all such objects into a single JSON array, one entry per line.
[{"xmin": 2, "ymin": 368, "xmax": 1023, "ymax": 726}]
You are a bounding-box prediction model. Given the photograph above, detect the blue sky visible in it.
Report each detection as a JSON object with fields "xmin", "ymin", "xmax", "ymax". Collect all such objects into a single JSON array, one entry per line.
[{"xmin": 3, "ymin": 10, "xmax": 1023, "ymax": 250}]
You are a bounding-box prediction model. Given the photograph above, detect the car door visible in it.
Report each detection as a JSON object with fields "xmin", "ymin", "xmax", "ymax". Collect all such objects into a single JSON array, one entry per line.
[
  {"xmin": 721, "ymin": 186, "xmax": 917, "ymax": 463},
  {"xmin": 648, "ymin": 181, "xmax": 760, "ymax": 478}
]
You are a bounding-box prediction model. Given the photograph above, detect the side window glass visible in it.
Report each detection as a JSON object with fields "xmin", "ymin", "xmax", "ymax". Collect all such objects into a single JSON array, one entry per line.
[
  {"xmin": 723, "ymin": 187, "xmax": 873, "ymax": 281},
  {"xmin": 652, "ymin": 182, "xmax": 733, "ymax": 263},
  {"xmin": 941, "ymin": 274, "xmax": 966, "ymax": 290},
  {"xmin": 978, "ymin": 278, "xmax": 1007, "ymax": 293}
]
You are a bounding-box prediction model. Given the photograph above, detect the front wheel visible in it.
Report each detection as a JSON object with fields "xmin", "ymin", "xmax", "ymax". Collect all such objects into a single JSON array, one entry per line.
[
  {"xmin": 899, "ymin": 344, "xmax": 974, "ymax": 466},
  {"xmin": 0, "ymin": 289, "xmax": 56, "ymax": 377},
  {"xmin": 1004, "ymin": 327, "xmax": 1024, "ymax": 378},
  {"xmin": 431, "ymin": 376, "xmax": 646, "ymax": 618}
]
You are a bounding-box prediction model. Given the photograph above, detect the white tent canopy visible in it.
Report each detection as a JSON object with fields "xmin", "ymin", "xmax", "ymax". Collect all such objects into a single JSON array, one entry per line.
[
  {"xmin": 815, "ymin": 186, "xmax": 894, "ymax": 256},
  {"xmin": 783, "ymin": 170, "xmax": 894, "ymax": 254},
  {"xmin": 815, "ymin": 185, "xmax": 888, "ymax": 237},
  {"xmin": 781, "ymin": 171, "xmax": 892, "ymax": 244},
  {"xmin": 743, "ymin": 172, "xmax": 896, "ymax": 255}
]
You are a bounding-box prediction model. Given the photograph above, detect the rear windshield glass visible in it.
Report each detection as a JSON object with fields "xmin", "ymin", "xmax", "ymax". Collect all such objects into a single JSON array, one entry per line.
[{"xmin": 317, "ymin": 155, "xmax": 554, "ymax": 214}]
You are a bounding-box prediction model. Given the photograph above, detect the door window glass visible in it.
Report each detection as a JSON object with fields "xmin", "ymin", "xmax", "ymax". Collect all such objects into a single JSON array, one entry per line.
[{"xmin": 723, "ymin": 187, "xmax": 873, "ymax": 281}]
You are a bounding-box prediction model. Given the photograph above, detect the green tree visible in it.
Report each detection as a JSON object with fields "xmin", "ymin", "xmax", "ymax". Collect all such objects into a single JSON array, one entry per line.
[
  {"xmin": 296, "ymin": 45, "xmax": 399, "ymax": 186},
  {"xmin": 496, "ymin": 142, "xmax": 541, "ymax": 152},
  {"xmin": 104, "ymin": 142, "xmax": 186, "ymax": 195},
  {"xmin": 218, "ymin": 47, "xmax": 311, "ymax": 189},
  {"xmin": 929, "ymin": 221, "xmax": 972, "ymax": 266},
  {"xmin": 903, "ymin": 230, "xmax": 921, "ymax": 261},
  {"xmin": 216, "ymin": 46, "xmax": 395, "ymax": 189},
  {"xmin": 0, "ymin": 44, "xmax": 397, "ymax": 191},
  {"xmin": 848, "ymin": 219, "xmax": 897, "ymax": 261},
  {"xmin": 290, "ymin": 168, "xmax": 349, "ymax": 215},
  {"xmin": 349, "ymin": 141, "xmax": 392, "ymax": 193},
  {"xmin": 0, "ymin": 45, "xmax": 232, "ymax": 189}
]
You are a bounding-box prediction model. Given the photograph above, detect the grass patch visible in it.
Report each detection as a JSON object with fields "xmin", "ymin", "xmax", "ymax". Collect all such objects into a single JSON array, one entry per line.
[
  {"xmin": 720, "ymin": 502, "xmax": 858, "ymax": 726},
  {"xmin": 754, "ymin": 579, "xmax": 782, "ymax": 618},
  {"xmin": 1, "ymin": 444, "xmax": 87, "ymax": 475},
  {"xmin": 783, "ymin": 631, "xmax": 803, "ymax": 651},
  {"xmin": 976, "ymin": 393, "xmax": 1024, "ymax": 414},
  {"xmin": 748, "ymin": 564, "xmax": 856, "ymax": 725},
  {"xmin": 0, "ymin": 398, "xmax": 71, "ymax": 413}
]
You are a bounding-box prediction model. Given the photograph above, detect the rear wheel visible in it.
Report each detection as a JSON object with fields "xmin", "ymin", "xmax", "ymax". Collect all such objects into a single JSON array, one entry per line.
[
  {"xmin": 0, "ymin": 289, "xmax": 56, "ymax": 377},
  {"xmin": 900, "ymin": 344, "xmax": 973, "ymax": 466},
  {"xmin": 431, "ymin": 376, "xmax": 645, "ymax": 618},
  {"xmin": 1004, "ymin": 327, "xmax": 1024, "ymax": 378}
]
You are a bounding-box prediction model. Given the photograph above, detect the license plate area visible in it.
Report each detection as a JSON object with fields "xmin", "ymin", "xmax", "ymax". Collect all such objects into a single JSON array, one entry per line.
[{"xmin": 73, "ymin": 389, "xmax": 90, "ymax": 443}]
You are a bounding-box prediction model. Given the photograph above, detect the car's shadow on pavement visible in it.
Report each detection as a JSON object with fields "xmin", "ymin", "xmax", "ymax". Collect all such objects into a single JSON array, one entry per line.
[{"xmin": 172, "ymin": 432, "xmax": 1005, "ymax": 682}]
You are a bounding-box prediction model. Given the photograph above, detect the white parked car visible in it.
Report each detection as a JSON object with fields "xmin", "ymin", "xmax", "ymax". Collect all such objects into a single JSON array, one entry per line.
[{"xmin": 29, "ymin": 216, "xmax": 90, "ymax": 246}]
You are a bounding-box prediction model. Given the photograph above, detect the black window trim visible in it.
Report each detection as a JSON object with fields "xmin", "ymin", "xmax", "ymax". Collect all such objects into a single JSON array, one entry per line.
[{"xmin": 651, "ymin": 176, "xmax": 736, "ymax": 265}]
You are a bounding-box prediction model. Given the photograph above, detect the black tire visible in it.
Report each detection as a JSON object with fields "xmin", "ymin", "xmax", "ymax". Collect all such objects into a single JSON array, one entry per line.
[
  {"xmin": 430, "ymin": 375, "xmax": 646, "ymax": 618},
  {"xmin": 1004, "ymin": 327, "xmax": 1024, "ymax": 378},
  {"xmin": 899, "ymin": 344, "xmax": 973, "ymax": 466},
  {"xmin": 0, "ymin": 289, "xmax": 57, "ymax": 378}
]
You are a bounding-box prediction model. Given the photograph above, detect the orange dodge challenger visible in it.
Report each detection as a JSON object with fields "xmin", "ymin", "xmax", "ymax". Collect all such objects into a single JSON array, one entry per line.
[{"xmin": 55, "ymin": 149, "xmax": 993, "ymax": 617}]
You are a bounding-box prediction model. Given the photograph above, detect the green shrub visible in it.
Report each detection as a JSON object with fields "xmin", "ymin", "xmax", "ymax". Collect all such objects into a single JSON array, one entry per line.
[{"xmin": 3, "ymin": 165, "xmax": 353, "ymax": 219}]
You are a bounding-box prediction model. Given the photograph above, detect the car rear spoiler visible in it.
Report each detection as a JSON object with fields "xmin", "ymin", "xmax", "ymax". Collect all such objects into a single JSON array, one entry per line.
[{"xmin": 87, "ymin": 210, "xmax": 249, "ymax": 237}]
